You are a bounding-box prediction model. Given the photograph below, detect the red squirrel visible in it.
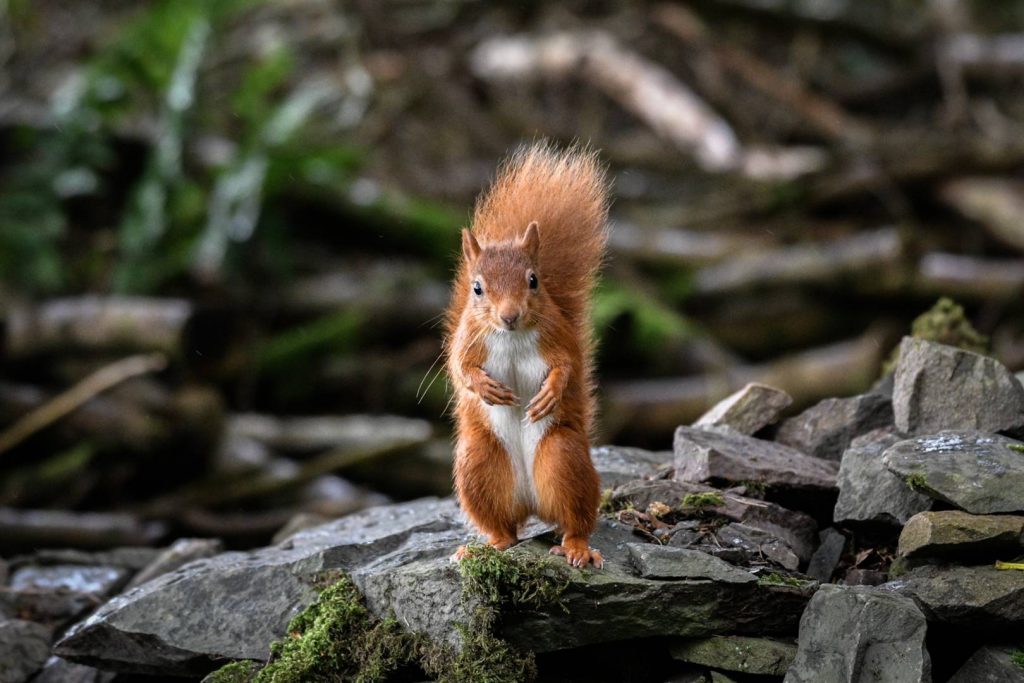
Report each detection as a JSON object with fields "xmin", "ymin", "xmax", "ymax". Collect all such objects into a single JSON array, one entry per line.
[{"xmin": 445, "ymin": 143, "xmax": 609, "ymax": 569}]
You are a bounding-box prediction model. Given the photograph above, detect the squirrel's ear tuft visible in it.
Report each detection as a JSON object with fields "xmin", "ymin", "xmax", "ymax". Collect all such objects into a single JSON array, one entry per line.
[
  {"xmin": 461, "ymin": 229, "xmax": 481, "ymax": 263},
  {"xmin": 521, "ymin": 221, "xmax": 540, "ymax": 259}
]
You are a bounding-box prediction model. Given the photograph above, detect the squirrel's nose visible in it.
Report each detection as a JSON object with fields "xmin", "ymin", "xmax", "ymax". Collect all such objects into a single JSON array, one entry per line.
[{"xmin": 500, "ymin": 311, "xmax": 520, "ymax": 328}]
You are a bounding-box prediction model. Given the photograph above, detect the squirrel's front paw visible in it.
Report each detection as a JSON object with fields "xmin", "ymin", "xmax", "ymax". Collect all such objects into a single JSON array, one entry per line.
[
  {"xmin": 469, "ymin": 370, "xmax": 518, "ymax": 406},
  {"xmin": 526, "ymin": 384, "xmax": 560, "ymax": 422}
]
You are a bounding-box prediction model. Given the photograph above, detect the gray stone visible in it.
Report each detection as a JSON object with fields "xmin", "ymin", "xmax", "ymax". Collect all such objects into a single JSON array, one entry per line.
[
  {"xmin": 56, "ymin": 498, "xmax": 815, "ymax": 675},
  {"xmin": 714, "ymin": 524, "xmax": 800, "ymax": 570},
  {"xmin": 0, "ymin": 587, "xmax": 100, "ymax": 627},
  {"xmin": 843, "ymin": 569, "xmax": 887, "ymax": 586},
  {"xmin": 884, "ymin": 564, "xmax": 1024, "ymax": 628},
  {"xmin": 30, "ymin": 657, "xmax": 116, "ymax": 683},
  {"xmin": 948, "ymin": 646, "xmax": 1024, "ymax": 683},
  {"xmin": 671, "ymin": 635, "xmax": 796, "ymax": 676},
  {"xmin": 898, "ymin": 510, "xmax": 1024, "ymax": 559},
  {"xmin": 776, "ymin": 392, "xmax": 893, "ymax": 461},
  {"xmin": 0, "ymin": 620, "xmax": 51, "ymax": 683},
  {"xmin": 591, "ymin": 445, "xmax": 670, "ymax": 488},
  {"xmin": 17, "ymin": 548, "xmax": 160, "ymax": 571},
  {"xmin": 806, "ymin": 528, "xmax": 846, "ymax": 583},
  {"xmin": 834, "ymin": 428, "xmax": 932, "ymax": 525},
  {"xmin": 9, "ymin": 566, "xmax": 128, "ymax": 596},
  {"xmin": 882, "ymin": 431, "xmax": 1024, "ymax": 514},
  {"xmin": 674, "ymin": 427, "xmax": 838, "ymax": 492},
  {"xmin": 627, "ymin": 544, "xmax": 757, "ymax": 583},
  {"xmin": 693, "ymin": 383, "xmax": 792, "ymax": 435},
  {"xmin": 893, "ymin": 337, "xmax": 1024, "ymax": 435},
  {"xmin": 784, "ymin": 585, "xmax": 931, "ymax": 683},
  {"xmin": 611, "ymin": 479, "xmax": 817, "ymax": 563},
  {"xmin": 126, "ymin": 538, "xmax": 223, "ymax": 590}
]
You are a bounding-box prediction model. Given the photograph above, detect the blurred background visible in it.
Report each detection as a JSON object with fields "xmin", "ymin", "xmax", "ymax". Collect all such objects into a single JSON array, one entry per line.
[{"xmin": 1, "ymin": 0, "xmax": 1023, "ymax": 551}]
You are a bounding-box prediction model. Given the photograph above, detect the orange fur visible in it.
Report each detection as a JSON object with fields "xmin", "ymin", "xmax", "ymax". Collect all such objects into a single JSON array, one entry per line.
[{"xmin": 446, "ymin": 142, "xmax": 610, "ymax": 568}]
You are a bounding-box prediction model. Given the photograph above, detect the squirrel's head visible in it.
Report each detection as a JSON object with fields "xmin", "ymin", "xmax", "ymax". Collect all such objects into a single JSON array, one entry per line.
[{"xmin": 461, "ymin": 222, "xmax": 544, "ymax": 332}]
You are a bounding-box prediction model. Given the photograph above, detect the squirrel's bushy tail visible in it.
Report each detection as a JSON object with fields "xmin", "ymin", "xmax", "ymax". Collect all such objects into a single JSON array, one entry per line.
[{"xmin": 471, "ymin": 142, "xmax": 610, "ymax": 334}]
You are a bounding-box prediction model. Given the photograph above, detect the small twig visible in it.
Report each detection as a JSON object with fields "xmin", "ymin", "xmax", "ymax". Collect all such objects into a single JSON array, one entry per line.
[{"xmin": 0, "ymin": 353, "xmax": 168, "ymax": 456}]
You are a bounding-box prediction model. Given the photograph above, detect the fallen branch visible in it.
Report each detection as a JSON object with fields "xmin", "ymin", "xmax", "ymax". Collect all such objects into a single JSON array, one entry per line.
[
  {"xmin": 5, "ymin": 296, "xmax": 191, "ymax": 357},
  {"xmin": 692, "ymin": 228, "xmax": 903, "ymax": 295},
  {"xmin": 471, "ymin": 30, "xmax": 824, "ymax": 178},
  {"xmin": 0, "ymin": 353, "xmax": 168, "ymax": 456},
  {"xmin": 916, "ymin": 252, "xmax": 1024, "ymax": 300},
  {"xmin": 604, "ymin": 330, "xmax": 887, "ymax": 437},
  {"xmin": 652, "ymin": 3, "xmax": 870, "ymax": 143}
]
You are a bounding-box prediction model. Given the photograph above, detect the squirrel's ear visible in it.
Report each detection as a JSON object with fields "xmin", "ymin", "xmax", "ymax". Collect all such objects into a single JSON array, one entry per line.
[
  {"xmin": 461, "ymin": 229, "xmax": 481, "ymax": 263},
  {"xmin": 521, "ymin": 221, "xmax": 540, "ymax": 260}
]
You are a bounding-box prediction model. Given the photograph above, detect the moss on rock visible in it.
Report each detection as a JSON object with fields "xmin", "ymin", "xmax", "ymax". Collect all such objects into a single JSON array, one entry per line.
[
  {"xmin": 206, "ymin": 545, "xmax": 570, "ymax": 683},
  {"xmin": 883, "ymin": 297, "xmax": 989, "ymax": 374}
]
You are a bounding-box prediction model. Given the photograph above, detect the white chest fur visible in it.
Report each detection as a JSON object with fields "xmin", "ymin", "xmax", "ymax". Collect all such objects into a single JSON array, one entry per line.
[{"xmin": 482, "ymin": 329, "xmax": 553, "ymax": 510}]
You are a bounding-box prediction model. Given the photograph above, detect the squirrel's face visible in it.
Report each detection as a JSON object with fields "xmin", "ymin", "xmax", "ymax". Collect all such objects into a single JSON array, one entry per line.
[{"xmin": 462, "ymin": 222, "xmax": 543, "ymax": 332}]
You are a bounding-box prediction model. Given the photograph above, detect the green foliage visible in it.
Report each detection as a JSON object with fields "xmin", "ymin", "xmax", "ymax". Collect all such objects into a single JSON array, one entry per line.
[
  {"xmin": 758, "ymin": 572, "xmax": 811, "ymax": 588},
  {"xmin": 680, "ymin": 491, "xmax": 725, "ymax": 511},
  {"xmin": 237, "ymin": 574, "xmax": 417, "ymax": 683},
  {"xmin": 594, "ymin": 279, "xmax": 693, "ymax": 351},
  {"xmin": 205, "ymin": 547, "xmax": 569, "ymax": 682},
  {"xmin": 205, "ymin": 660, "xmax": 261, "ymax": 683},
  {"xmin": 455, "ymin": 543, "xmax": 569, "ymax": 611},
  {"xmin": 883, "ymin": 297, "xmax": 989, "ymax": 374},
  {"xmin": 1011, "ymin": 648, "xmax": 1024, "ymax": 669},
  {"xmin": 904, "ymin": 473, "xmax": 928, "ymax": 492}
]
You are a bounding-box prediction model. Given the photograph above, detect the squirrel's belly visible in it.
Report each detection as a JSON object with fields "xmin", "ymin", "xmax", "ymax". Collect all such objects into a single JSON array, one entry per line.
[{"xmin": 482, "ymin": 329, "xmax": 552, "ymax": 509}]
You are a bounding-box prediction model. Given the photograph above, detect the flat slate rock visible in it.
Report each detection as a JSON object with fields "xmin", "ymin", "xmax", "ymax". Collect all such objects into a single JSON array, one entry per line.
[
  {"xmin": 31, "ymin": 657, "xmax": 116, "ymax": 683},
  {"xmin": 884, "ymin": 564, "xmax": 1024, "ymax": 629},
  {"xmin": 775, "ymin": 392, "xmax": 893, "ymax": 461},
  {"xmin": 714, "ymin": 523, "xmax": 801, "ymax": 570},
  {"xmin": 590, "ymin": 445, "xmax": 670, "ymax": 488},
  {"xmin": 56, "ymin": 497, "xmax": 815, "ymax": 675},
  {"xmin": 611, "ymin": 479, "xmax": 817, "ymax": 563},
  {"xmin": 671, "ymin": 635, "xmax": 796, "ymax": 676},
  {"xmin": 674, "ymin": 427, "xmax": 838, "ymax": 491},
  {"xmin": 882, "ymin": 431, "xmax": 1024, "ymax": 514},
  {"xmin": 806, "ymin": 528, "xmax": 846, "ymax": 583},
  {"xmin": 693, "ymin": 383, "xmax": 792, "ymax": 436},
  {"xmin": 784, "ymin": 585, "xmax": 930, "ymax": 683},
  {"xmin": 0, "ymin": 619, "xmax": 52, "ymax": 683},
  {"xmin": 948, "ymin": 646, "xmax": 1024, "ymax": 683},
  {"xmin": 627, "ymin": 544, "xmax": 757, "ymax": 583},
  {"xmin": 898, "ymin": 510, "xmax": 1024, "ymax": 558},
  {"xmin": 834, "ymin": 428, "xmax": 931, "ymax": 525},
  {"xmin": 893, "ymin": 336, "xmax": 1024, "ymax": 435}
]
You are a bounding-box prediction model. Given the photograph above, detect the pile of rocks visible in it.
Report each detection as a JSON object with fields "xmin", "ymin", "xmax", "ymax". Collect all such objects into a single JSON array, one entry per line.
[{"xmin": 2, "ymin": 336, "xmax": 1023, "ymax": 681}]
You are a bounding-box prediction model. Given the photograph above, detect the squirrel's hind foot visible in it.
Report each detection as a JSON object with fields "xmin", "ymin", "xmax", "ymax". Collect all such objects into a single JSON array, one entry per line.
[{"xmin": 549, "ymin": 540, "xmax": 603, "ymax": 569}]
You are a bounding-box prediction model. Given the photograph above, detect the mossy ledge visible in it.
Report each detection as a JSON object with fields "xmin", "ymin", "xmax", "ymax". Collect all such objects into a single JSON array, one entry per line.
[{"xmin": 205, "ymin": 544, "xmax": 569, "ymax": 682}]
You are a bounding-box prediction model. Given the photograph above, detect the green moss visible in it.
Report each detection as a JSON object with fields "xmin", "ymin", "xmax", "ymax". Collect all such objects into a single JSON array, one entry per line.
[
  {"xmin": 883, "ymin": 297, "xmax": 989, "ymax": 374},
  {"xmin": 681, "ymin": 492, "xmax": 725, "ymax": 511},
  {"xmin": 758, "ymin": 572, "xmax": 811, "ymax": 588},
  {"xmin": 905, "ymin": 473, "xmax": 928, "ymax": 492},
  {"xmin": 1011, "ymin": 648, "xmax": 1024, "ymax": 669},
  {"xmin": 422, "ymin": 607, "xmax": 537, "ymax": 683},
  {"xmin": 1009, "ymin": 444, "xmax": 1024, "ymax": 454},
  {"xmin": 205, "ymin": 573, "xmax": 417, "ymax": 683},
  {"xmin": 204, "ymin": 661, "xmax": 261, "ymax": 683},
  {"xmin": 455, "ymin": 543, "xmax": 569, "ymax": 613},
  {"xmin": 207, "ymin": 546, "xmax": 569, "ymax": 682},
  {"xmin": 738, "ymin": 480, "xmax": 767, "ymax": 498},
  {"xmin": 598, "ymin": 488, "xmax": 615, "ymax": 513},
  {"xmin": 259, "ymin": 574, "xmax": 416, "ymax": 683}
]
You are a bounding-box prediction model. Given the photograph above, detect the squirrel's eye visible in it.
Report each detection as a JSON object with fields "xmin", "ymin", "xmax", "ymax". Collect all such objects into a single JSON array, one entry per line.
[
  {"xmin": 528, "ymin": 273, "xmax": 538, "ymax": 290},
  {"xmin": 472, "ymin": 281, "xmax": 483, "ymax": 296}
]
